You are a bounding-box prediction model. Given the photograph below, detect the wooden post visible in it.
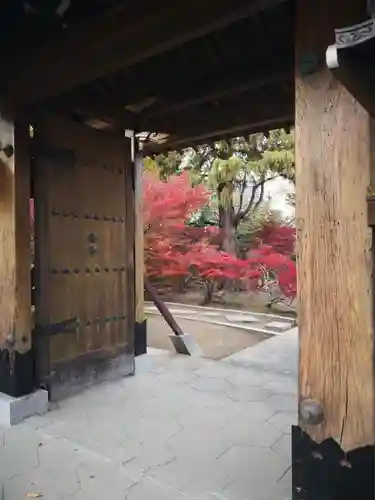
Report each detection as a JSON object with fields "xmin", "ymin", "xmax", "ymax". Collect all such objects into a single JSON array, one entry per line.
[
  {"xmin": 294, "ymin": 1, "xmax": 375, "ymax": 498},
  {"xmin": 134, "ymin": 147, "xmax": 147, "ymax": 356},
  {"xmin": 0, "ymin": 115, "xmax": 33, "ymax": 397}
]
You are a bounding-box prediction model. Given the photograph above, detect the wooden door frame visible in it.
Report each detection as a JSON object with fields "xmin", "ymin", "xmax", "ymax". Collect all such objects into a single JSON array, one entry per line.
[{"xmin": 32, "ymin": 119, "xmax": 136, "ymax": 399}]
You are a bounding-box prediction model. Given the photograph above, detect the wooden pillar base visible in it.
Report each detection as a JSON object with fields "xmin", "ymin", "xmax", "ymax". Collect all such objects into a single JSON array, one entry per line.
[
  {"xmin": 292, "ymin": 426, "xmax": 374, "ymax": 500},
  {"xmin": 134, "ymin": 319, "xmax": 147, "ymax": 357},
  {"xmin": 0, "ymin": 348, "xmax": 35, "ymax": 397}
]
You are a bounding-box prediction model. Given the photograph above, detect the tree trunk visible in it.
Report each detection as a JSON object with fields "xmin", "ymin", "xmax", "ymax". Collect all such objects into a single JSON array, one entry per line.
[{"xmin": 219, "ymin": 205, "xmax": 237, "ymax": 255}]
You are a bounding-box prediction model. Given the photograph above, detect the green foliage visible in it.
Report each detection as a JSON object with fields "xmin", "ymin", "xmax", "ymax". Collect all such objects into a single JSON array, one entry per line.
[
  {"xmin": 147, "ymin": 129, "xmax": 295, "ymax": 185},
  {"xmin": 144, "ymin": 151, "xmax": 182, "ymax": 179},
  {"xmin": 236, "ymin": 209, "xmax": 269, "ymax": 257},
  {"xmin": 236, "ymin": 200, "xmax": 285, "ymax": 257},
  {"xmin": 186, "ymin": 128, "xmax": 295, "ymax": 214},
  {"xmin": 189, "ymin": 201, "xmax": 218, "ymax": 227},
  {"xmin": 143, "ymin": 156, "xmax": 159, "ymax": 175},
  {"xmin": 145, "ymin": 128, "xmax": 295, "ymax": 254}
]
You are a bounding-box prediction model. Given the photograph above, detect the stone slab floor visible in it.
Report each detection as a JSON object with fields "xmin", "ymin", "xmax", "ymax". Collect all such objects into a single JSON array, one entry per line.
[{"xmin": 0, "ymin": 330, "xmax": 297, "ymax": 500}]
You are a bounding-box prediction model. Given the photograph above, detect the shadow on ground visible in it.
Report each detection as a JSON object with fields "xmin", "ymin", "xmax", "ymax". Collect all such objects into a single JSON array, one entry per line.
[{"xmin": 147, "ymin": 315, "xmax": 272, "ymax": 359}]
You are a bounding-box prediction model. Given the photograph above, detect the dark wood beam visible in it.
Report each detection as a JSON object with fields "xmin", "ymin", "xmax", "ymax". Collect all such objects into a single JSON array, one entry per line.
[
  {"xmin": 7, "ymin": 0, "xmax": 289, "ymax": 106},
  {"xmin": 141, "ymin": 67, "xmax": 291, "ymax": 119},
  {"xmin": 142, "ymin": 117, "xmax": 292, "ymax": 154},
  {"xmin": 51, "ymin": 55, "xmax": 291, "ymax": 113},
  {"xmin": 142, "ymin": 99, "xmax": 293, "ymax": 153},
  {"xmin": 32, "ymin": 59, "xmax": 292, "ymax": 132},
  {"xmin": 88, "ymin": 53, "xmax": 292, "ymax": 113},
  {"xmin": 141, "ymin": 86, "xmax": 293, "ymax": 134},
  {"xmin": 32, "ymin": 91, "xmax": 137, "ymax": 129}
]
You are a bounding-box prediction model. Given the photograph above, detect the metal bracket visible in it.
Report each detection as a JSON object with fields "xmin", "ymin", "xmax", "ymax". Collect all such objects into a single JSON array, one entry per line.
[
  {"xmin": 33, "ymin": 317, "xmax": 79, "ymax": 337},
  {"xmin": 0, "ymin": 141, "xmax": 14, "ymax": 158},
  {"xmin": 299, "ymin": 398, "xmax": 325, "ymax": 426}
]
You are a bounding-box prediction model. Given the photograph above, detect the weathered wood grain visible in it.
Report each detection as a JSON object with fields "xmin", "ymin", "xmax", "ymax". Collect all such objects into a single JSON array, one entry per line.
[
  {"xmin": 296, "ymin": 0, "xmax": 374, "ymax": 451},
  {"xmin": 33, "ymin": 116, "xmax": 133, "ymax": 379},
  {"xmin": 0, "ymin": 118, "xmax": 31, "ymax": 353}
]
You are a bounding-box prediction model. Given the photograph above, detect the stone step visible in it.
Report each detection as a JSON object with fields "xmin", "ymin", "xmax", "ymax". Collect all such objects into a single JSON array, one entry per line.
[
  {"xmin": 224, "ymin": 314, "xmax": 260, "ymax": 324},
  {"xmin": 167, "ymin": 308, "xmax": 197, "ymax": 315},
  {"xmin": 264, "ymin": 320, "xmax": 294, "ymax": 332}
]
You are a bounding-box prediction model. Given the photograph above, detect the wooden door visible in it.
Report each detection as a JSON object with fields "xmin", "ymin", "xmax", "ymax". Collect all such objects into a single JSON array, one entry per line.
[{"xmin": 33, "ymin": 116, "xmax": 135, "ymax": 399}]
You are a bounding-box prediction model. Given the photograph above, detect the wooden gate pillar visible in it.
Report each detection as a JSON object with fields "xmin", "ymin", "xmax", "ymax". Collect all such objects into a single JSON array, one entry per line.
[
  {"xmin": 0, "ymin": 115, "xmax": 33, "ymax": 397},
  {"xmin": 134, "ymin": 146, "xmax": 146, "ymax": 356},
  {"xmin": 294, "ymin": 1, "xmax": 375, "ymax": 499}
]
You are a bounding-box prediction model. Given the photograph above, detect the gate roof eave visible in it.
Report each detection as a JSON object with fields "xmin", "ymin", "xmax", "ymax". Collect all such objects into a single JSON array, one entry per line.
[{"xmin": 1, "ymin": 0, "xmax": 294, "ymax": 144}]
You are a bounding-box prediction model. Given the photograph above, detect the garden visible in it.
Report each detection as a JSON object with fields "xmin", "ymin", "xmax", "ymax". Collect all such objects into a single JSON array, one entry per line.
[{"xmin": 143, "ymin": 128, "xmax": 296, "ymax": 317}]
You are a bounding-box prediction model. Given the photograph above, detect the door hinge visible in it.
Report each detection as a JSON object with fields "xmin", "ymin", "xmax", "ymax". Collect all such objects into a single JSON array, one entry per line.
[{"xmin": 33, "ymin": 317, "xmax": 79, "ymax": 337}]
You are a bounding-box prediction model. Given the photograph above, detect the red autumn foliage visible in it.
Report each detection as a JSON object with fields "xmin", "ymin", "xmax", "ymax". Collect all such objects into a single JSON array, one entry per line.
[
  {"xmin": 257, "ymin": 221, "xmax": 296, "ymax": 256},
  {"xmin": 143, "ymin": 172, "xmax": 219, "ymax": 282},
  {"xmin": 143, "ymin": 171, "xmax": 210, "ymax": 233},
  {"xmin": 181, "ymin": 242, "xmax": 265, "ymax": 303},
  {"xmin": 248, "ymin": 246, "xmax": 297, "ymax": 300},
  {"xmin": 143, "ymin": 171, "xmax": 296, "ymax": 303}
]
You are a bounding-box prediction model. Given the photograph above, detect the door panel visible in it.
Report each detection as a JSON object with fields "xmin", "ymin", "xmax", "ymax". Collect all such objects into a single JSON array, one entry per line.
[{"xmin": 33, "ymin": 116, "xmax": 134, "ymax": 392}]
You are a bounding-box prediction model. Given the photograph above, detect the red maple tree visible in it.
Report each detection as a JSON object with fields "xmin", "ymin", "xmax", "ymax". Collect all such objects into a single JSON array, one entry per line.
[
  {"xmin": 257, "ymin": 221, "xmax": 296, "ymax": 256},
  {"xmin": 143, "ymin": 172, "xmax": 249, "ymax": 299},
  {"xmin": 248, "ymin": 245, "xmax": 297, "ymax": 302},
  {"xmin": 143, "ymin": 172, "xmax": 215, "ymax": 285},
  {"xmin": 143, "ymin": 171, "xmax": 296, "ymax": 304},
  {"xmin": 178, "ymin": 242, "xmax": 263, "ymax": 303}
]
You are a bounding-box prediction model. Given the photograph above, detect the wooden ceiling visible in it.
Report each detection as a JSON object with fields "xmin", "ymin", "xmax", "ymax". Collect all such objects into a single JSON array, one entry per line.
[{"xmin": 1, "ymin": 0, "xmax": 294, "ymax": 151}]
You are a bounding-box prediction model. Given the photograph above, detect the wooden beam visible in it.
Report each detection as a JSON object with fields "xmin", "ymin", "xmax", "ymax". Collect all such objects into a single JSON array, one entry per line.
[
  {"xmin": 141, "ymin": 89, "xmax": 293, "ymax": 142},
  {"xmin": 8, "ymin": 0, "xmax": 288, "ymax": 105},
  {"xmin": 293, "ymin": 0, "xmax": 374, "ymax": 498},
  {"xmin": 38, "ymin": 58, "xmax": 291, "ymax": 132},
  {"xmin": 33, "ymin": 91, "xmax": 137, "ymax": 130},
  {"xmin": 0, "ymin": 116, "xmax": 34, "ymax": 397},
  {"xmin": 143, "ymin": 113, "xmax": 292, "ymax": 154},
  {"xmin": 141, "ymin": 68, "xmax": 291, "ymax": 120}
]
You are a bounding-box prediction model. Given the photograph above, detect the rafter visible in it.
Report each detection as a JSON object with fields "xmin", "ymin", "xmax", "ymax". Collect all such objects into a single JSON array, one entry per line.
[
  {"xmin": 31, "ymin": 58, "xmax": 291, "ymax": 133},
  {"xmin": 35, "ymin": 91, "xmax": 137, "ymax": 129},
  {"xmin": 141, "ymin": 67, "xmax": 291, "ymax": 120},
  {"xmin": 7, "ymin": 0, "xmax": 289, "ymax": 106},
  {"xmin": 142, "ymin": 98, "xmax": 293, "ymax": 153},
  {"xmin": 142, "ymin": 85, "xmax": 293, "ymax": 132}
]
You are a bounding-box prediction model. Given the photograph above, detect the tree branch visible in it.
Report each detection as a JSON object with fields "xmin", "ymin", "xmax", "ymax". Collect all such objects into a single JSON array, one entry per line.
[
  {"xmin": 248, "ymin": 180, "xmax": 265, "ymax": 215},
  {"xmin": 190, "ymin": 145, "xmax": 215, "ymax": 172},
  {"xmin": 234, "ymin": 174, "xmax": 278, "ymax": 226},
  {"xmin": 234, "ymin": 178, "xmax": 261, "ymax": 226},
  {"xmin": 237, "ymin": 178, "xmax": 248, "ymax": 217}
]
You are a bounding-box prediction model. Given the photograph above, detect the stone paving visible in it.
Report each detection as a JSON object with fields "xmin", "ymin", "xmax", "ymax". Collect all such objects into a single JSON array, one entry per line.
[
  {"xmin": 145, "ymin": 301, "xmax": 296, "ymax": 336},
  {"xmin": 0, "ymin": 329, "xmax": 298, "ymax": 500}
]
